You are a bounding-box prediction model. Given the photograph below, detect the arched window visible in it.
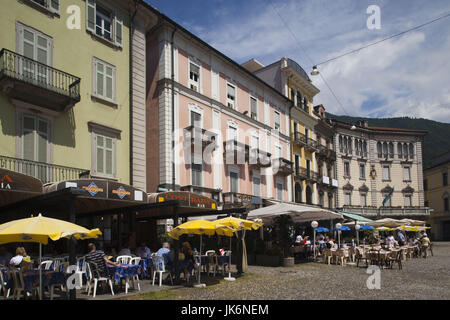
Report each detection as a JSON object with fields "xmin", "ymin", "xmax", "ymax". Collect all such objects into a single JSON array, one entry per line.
[
  {"xmin": 348, "ymin": 137, "xmax": 353, "ymax": 154},
  {"xmin": 359, "ymin": 140, "xmax": 363, "ymax": 156},
  {"xmin": 409, "ymin": 143, "xmax": 414, "ymax": 159},
  {"xmin": 383, "ymin": 142, "xmax": 388, "ymax": 157},
  {"xmin": 306, "ymin": 185, "xmax": 313, "ymax": 205},
  {"xmin": 295, "ymin": 183, "xmax": 302, "ymax": 203},
  {"xmin": 339, "ymin": 136, "xmax": 343, "ymax": 151},
  {"xmin": 355, "ymin": 139, "xmax": 359, "ymax": 154},
  {"xmin": 389, "ymin": 142, "xmax": 394, "ymax": 158},
  {"xmin": 403, "ymin": 144, "xmax": 408, "ymax": 159},
  {"xmin": 397, "ymin": 143, "xmax": 403, "ymax": 158},
  {"xmin": 363, "ymin": 141, "xmax": 367, "ymax": 156},
  {"xmin": 377, "ymin": 142, "xmax": 382, "ymax": 158},
  {"xmin": 303, "ymin": 97, "xmax": 309, "ymax": 112},
  {"xmin": 344, "ymin": 137, "xmax": 348, "ymax": 153}
]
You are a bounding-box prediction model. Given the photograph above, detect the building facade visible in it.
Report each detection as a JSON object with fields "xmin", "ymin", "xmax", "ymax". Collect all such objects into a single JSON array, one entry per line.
[
  {"xmin": 424, "ymin": 152, "xmax": 450, "ymax": 240},
  {"xmin": 247, "ymin": 57, "xmax": 323, "ymax": 206},
  {"xmin": 144, "ymin": 18, "xmax": 293, "ymax": 210},
  {"xmin": 333, "ymin": 119, "xmax": 430, "ymax": 220}
]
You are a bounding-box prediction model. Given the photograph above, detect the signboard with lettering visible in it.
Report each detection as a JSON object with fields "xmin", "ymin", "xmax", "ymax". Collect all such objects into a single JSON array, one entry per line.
[
  {"xmin": 0, "ymin": 168, "xmax": 43, "ymax": 193},
  {"xmin": 148, "ymin": 191, "xmax": 217, "ymax": 210}
]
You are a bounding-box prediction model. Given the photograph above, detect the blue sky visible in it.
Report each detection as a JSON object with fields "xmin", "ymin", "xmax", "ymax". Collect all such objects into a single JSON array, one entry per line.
[{"xmin": 145, "ymin": 0, "xmax": 450, "ymax": 123}]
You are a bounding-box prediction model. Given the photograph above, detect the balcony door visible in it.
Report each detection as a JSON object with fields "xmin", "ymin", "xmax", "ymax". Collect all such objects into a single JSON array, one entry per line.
[
  {"xmin": 20, "ymin": 25, "xmax": 52, "ymax": 87},
  {"xmin": 21, "ymin": 114, "xmax": 50, "ymax": 182}
]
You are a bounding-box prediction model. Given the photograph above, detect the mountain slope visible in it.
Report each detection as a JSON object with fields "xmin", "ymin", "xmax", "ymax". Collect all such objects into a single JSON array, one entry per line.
[{"xmin": 326, "ymin": 114, "xmax": 450, "ymax": 169}]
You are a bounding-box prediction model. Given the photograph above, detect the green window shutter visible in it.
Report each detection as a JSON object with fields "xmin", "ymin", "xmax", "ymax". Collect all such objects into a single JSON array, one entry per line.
[
  {"xmin": 49, "ymin": 0, "xmax": 60, "ymax": 14},
  {"xmin": 86, "ymin": 0, "xmax": 96, "ymax": 33},
  {"xmin": 114, "ymin": 13, "xmax": 123, "ymax": 48}
]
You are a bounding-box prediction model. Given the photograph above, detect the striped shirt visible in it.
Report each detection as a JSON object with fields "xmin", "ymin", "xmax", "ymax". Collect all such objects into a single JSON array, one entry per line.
[{"xmin": 85, "ymin": 250, "xmax": 108, "ymax": 277}]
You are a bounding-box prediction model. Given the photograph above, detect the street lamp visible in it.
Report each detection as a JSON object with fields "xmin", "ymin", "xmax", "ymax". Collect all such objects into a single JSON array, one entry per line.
[
  {"xmin": 355, "ymin": 224, "xmax": 361, "ymax": 246},
  {"xmin": 311, "ymin": 220, "xmax": 318, "ymax": 260},
  {"xmin": 336, "ymin": 223, "xmax": 342, "ymax": 248}
]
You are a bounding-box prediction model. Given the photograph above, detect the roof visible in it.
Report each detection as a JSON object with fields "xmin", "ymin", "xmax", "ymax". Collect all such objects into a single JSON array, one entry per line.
[
  {"xmin": 332, "ymin": 119, "xmax": 427, "ymax": 135},
  {"xmin": 367, "ymin": 126, "xmax": 428, "ymax": 134}
]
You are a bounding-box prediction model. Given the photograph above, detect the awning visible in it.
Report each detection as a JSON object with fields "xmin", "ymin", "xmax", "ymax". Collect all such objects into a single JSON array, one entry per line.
[
  {"xmin": 338, "ymin": 211, "xmax": 373, "ymax": 222},
  {"xmin": 246, "ymin": 202, "xmax": 343, "ymax": 224},
  {"xmin": 0, "ymin": 168, "xmax": 43, "ymax": 207}
]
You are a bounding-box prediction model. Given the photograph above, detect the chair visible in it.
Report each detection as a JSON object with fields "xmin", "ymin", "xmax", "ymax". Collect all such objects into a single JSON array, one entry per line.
[
  {"xmin": 39, "ymin": 260, "xmax": 54, "ymax": 271},
  {"xmin": 116, "ymin": 255, "xmax": 132, "ymax": 264},
  {"xmin": 128, "ymin": 257, "xmax": 141, "ymax": 293},
  {"xmin": 0, "ymin": 270, "xmax": 11, "ymax": 298},
  {"xmin": 151, "ymin": 255, "xmax": 173, "ymax": 287},
  {"xmin": 355, "ymin": 247, "xmax": 368, "ymax": 268},
  {"xmin": 86, "ymin": 262, "xmax": 114, "ymax": 298},
  {"xmin": 206, "ymin": 251, "xmax": 218, "ymax": 277},
  {"xmin": 336, "ymin": 248, "xmax": 349, "ymax": 266},
  {"xmin": 219, "ymin": 251, "xmax": 231, "ymax": 276},
  {"xmin": 388, "ymin": 250, "xmax": 403, "ymax": 270}
]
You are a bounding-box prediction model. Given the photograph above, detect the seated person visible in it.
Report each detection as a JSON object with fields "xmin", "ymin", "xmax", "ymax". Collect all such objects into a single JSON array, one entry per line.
[
  {"xmin": 156, "ymin": 242, "xmax": 174, "ymax": 269},
  {"xmin": 302, "ymin": 236, "xmax": 311, "ymax": 245},
  {"xmin": 136, "ymin": 243, "xmax": 151, "ymax": 259},
  {"xmin": 118, "ymin": 246, "xmax": 132, "ymax": 256},
  {"xmin": 179, "ymin": 242, "xmax": 195, "ymax": 280},
  {"xmin": 9, "ymin": 247, "xmax": 32, "ymax": 269},
  {"xmin": 295, "ymin": 234, "xmax": 303, "ymax": 244},
  {"xmin": 85, "ymin": 243, "xmax": 121, "ymax": 278}
]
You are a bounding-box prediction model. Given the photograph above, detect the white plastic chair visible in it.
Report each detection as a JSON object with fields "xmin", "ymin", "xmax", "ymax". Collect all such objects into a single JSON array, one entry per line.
[
  {"xmin": 128, "ymin": 257, "xmax": 141, "ymax": 293},
  {"xmin": 151, "ymin": 255, "xmax": 173, "ymax": 287},
  {"xmin": 220, "ymin": 250, "xmax": 231, "ymax": 276},
  {"xmin": 206, "ymin": 251, "xmax": 218, "ymax": 277},
  {"xmin": 116, "ymin": 255, "xmax": 132, "ymax": 264},
  {"xmin": 0, "ymin": 270, "xmax": 11, "ymax": 298},
  {"xmin": 86, "ymin": 262, "xmax": 114, "ymax": 298},
  {"xmin": 39, "ymin": 260, "xmax": 54, "ymax": 270}
]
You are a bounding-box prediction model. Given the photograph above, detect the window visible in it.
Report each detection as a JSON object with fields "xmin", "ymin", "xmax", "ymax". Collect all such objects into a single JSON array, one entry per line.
[
  {"xmin": 363, "ymin": 141, "xmax": 367, "ymax": 156},
  {"xmin": 383, "ymin": 165, "xmax": 390, "ymax": 180},
  {"xmin": 276, "ymin": 181, "xmax": 283, "ymax": 201},
  {"xmin": 344, "ymin": 162, "xmax": 350, "ymax": 177},
  {"xmin": 383, "ymin": 193, "xmax": 392, "ymax": 207},
  {"xmin": 86, "ymin": 1, "xmax": 123, "ymax": 47},
  {"xmin": 397, "ymin": 143, "xmax": 402, "ymax": 158},
  {"xmin": 295, "ymin": 154, "xmax": 300, "ymax": 175},
  {"xmin": 190, "ymin": 111, "xmax": 202, "ymax": 128},
  {"xmin": 424, "ymin": 179, "xmax": 428, "ymax": 191},
  {"xmin": 339, "ymin": 136, "xmax": 343, "ymax": 152},
  {"xmin": 359, "ymin": 164, "xmax": 365, "ymax": 179},
  {"xmin": 93, "ymin": 58, "xmax": 116, "ymax": 103},
  {"xmin": 444, "ymin": 172, "xmax": 448, "ymax": 186},
  {"xmin": 303, "ymin": 96, "xmax": 308, "ymax": 113},
  {"xmin": 94, "ymin": 133, "xmax": 115, "ymax": 178},
  {"xmin": 409, "ymin": 143, "xmax": 414, "ymax": 159},
  {"xmin": 444, "ymin": 197, "xmax": 449, "ymax": 212},
  {"xmin": 227, "ymin": 125, "xmax": 237, "ymax": 142},
  {"xmin": 383, "ymin": 142, "xmax": 388, "ymax": 158},
  {"xmin": 377, "ymin": 142, "xmax": 382, "ymax": 158},
  {"xmin": 29, "ymin": 0, "xmax": 60, "ymax": 14},
  {"xmin": 319, "ymin": 193, "xmax": 324, "ymax": 207},
  {"xmin": 19, "ymin": 24, "xmax": 52, "ymax": 84},
  {"xmin": 290, "ymin": 88, "xmax": 295, "ymax": 102},
  {"xmin": 189, "ymin": 62, "xmax": 200, "ymax": 92},
  {"xmin": 250, "ymin": 96, "xmax": 258, "ymax": 120},
  {"xmin": 230, "ymin": 171, "xmax": 239, "ymax": 193},
  {"xmin": 191, "ymin": 162, "xmax": 202, "ymax": 187},
  {"xmin": 226, "ymin": 83, "xmax": 236, "ymax": 109},
  {"xmin": 253, "ymin": 176, "xmax": 261, "ymax": 197},
  {"xmin": 360, "ymin": 194, "xmax": 367, "ymax": 207},
  {"xmin": 306, "ymin": 159, "xmax": 311, "ymax": 177},
  {"xmin": 22, "ymin": 114, "xmax": 49, "ymax": 164},
  {"xmin": 274, "ymin": 111, "xmax": 280, "ymax": 131},
  {"xmin": 296, "ymin": 91, "xmax": 302, "ymax": 107},
  {"xmin": 389, "ymin": 143, "xmax": 394, "ymax": 158},
  {"xmin": 404, "ymin": 195, "xmax": 412, "ymax": 207},
  {"xmin": 403, "ymin": 144, "xmax": 408, "ymax": 159},
  {"xmin": 344, "ymin": 193, "xmax": 351, "ymax": 205},
  {"xmin": 403, "ymin": 167, "xmax": 411, "ymax": 181}
]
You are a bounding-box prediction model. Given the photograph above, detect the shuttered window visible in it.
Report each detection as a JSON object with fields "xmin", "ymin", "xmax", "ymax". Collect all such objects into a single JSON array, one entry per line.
[
  {"xmin": 227, "ymin": 83, "xmax": 236, "ymax": 109},
  {"xmin": 86, "ymin": 0, "xmax": 123, "ymax": 47},
  {"xmin": 94, "ymin": 133, "xmax": 115, "ymax": 177},
  {"xmin": 93, "ymin": 58, "xmax": 116, "ymax": 103},
  {"xmin": 250, "ymin": 97, "xmax": 257, "ymax": 120},
  {"xmin": 22, "ymin": 114, "xmax": 49, "ymax": 163},
  {"xmin": 230, "ymin": 171, "xmax": 238, "ymax": 193}
]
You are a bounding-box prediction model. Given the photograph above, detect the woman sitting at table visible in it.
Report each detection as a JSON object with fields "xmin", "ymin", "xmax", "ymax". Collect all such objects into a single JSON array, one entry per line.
[
  {"xmin": 9, "ymin": 247, "xmax": 32, "ymax": 269},
  {"xmin": 179, "ymin": 242, "xmax": 195, "ymax": 281}
]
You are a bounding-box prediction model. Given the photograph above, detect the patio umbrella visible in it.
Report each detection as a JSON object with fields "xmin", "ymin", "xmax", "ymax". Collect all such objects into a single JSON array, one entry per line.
[
  {"xmin": 212, "ymin": 217, "xmax": 263, "ymax": 281},
  {"xmin": 315, "ymin": 227, "xmax": 329, "ymax": 233},
  {"xmin": 377, "ymin": 227, "xmax": 392, "ymax": 231},
  {"xmin": 333, "ymin": 225, "xmax": 351, "ymax": 231},
  {"xmin": 359, "ymin": 225, "xmax": 376, "ymax": 230},
  {"xmin": 0, "ymin": 213, "xmax": 102, "ymax": 300},
  {"xmin": 167, "ymin": 220, "xmax": 236, "ymax": 287}
]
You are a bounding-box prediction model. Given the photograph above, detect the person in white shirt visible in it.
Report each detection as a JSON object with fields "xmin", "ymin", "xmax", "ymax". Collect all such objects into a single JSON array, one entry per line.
[
  {"xmin": 9, "ymin": 247, "xmax": 32, "ymax": 268},
  {"xmin": 295, "ymin": 234, "xmax": 303, "ymax": 244}
]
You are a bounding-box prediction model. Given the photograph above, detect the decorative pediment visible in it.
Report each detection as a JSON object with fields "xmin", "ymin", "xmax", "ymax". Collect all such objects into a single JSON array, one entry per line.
[
  {"xmin": 381, "ymin": 185, "xmax": 393, "ymax": 194},
  {"xmin": 402, "ymin": 185, "xmax": 415, "ymax": 194},
  {"xmin": 343, "ymin": 182, "xmax": 354, "ymax": 191},
  {"xmin": 359, "ymin": 184, "xmax": 369, "ymax": 193}
]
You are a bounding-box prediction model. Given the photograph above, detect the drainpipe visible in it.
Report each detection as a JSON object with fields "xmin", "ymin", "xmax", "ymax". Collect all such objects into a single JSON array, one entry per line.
[
  {"xmin": 171, "ymin": 27, "xmax": 177, "ymax": 192},
  {"xmin": 129, "ymin": 2, "xmax": 138, "ymax": 186}
]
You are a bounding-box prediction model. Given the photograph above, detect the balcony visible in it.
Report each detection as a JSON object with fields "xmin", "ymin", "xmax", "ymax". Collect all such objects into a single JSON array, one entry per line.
[
  {"xmin": 0, "ymin": 49, "xmax": 81, "ymax": 113},
  {"xmin": 183, "ymin": 126, "xmax": 217, "ymax": 153},
  {"xmin": 294, "ymin": 167, "xmax": 318, "ymax": 183},
  {"xmin": 223, "ymin": 140, "xmax": 271, "ymax": 167},
  {"xmin": 317, "ymin": 175, "xmax": 338, "ymax": 189},
  {"xmin": 222, "ymin": 192, "xmax": 262, "ymax": 208},
  {"xmin": 316, "ymin": 145, "xmax": 337, "ymax": 161},
  {"xmin": 248, "ymin": 148, "xmax": 272, "ymax": 169},
  {"xmin": 0, "ymin": 155, "xmax": 90, "ymax": 184},
  {"xmin": 342, "ymin": 205, "xmax": 431, "ymax": 218},
  {"xmin": 273, "ymin": 158, "xmax": 293, "ymax": 176},
  {"xmin": 292, "ymin": 132, "xmax": 318, "ymax": 152}
]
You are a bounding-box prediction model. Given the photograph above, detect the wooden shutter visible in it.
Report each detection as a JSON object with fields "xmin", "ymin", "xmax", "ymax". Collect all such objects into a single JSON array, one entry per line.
[
  {"xmin": 86, "ymin": 0, "xmax": 96, "ymax": 33},
  {"xmin": 23, "ymin": 115, "xmax": 35, "ymax": 161},
  {"xmin": 49, "ymin": 0, "xmax": 60, "ymax": 14},
  {"xmin": 114, "ymin": 12, "xmax": 123, "ymax": 48}
]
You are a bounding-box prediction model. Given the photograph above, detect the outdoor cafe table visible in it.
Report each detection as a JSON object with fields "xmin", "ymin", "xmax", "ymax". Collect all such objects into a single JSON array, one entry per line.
[
  {"xmin": 200, "ymin": 255, "xmax": 229, "ymax": 267},
  {"xmin": 107, "ymin": 264, "xmax": 141, "ymax": 283},
  {"xmin": 2, "ymin": 268, "xmax": 67, "ymax": 294}
]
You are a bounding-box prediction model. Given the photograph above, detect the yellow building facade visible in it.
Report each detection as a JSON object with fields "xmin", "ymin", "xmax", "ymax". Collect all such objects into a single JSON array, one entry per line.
[{"xmin": 0, "ymin": 0, "xmax": 132, "ymax": 184}]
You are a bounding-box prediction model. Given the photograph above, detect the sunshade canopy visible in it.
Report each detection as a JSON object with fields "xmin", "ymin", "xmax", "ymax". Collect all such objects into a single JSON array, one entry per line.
[
  {"xmin": 167, "ymin": 219, "xmax": 236, "ymax": 240},
  {"xmin": 0, "ymin": 213, "xmax": 102, "ymax": 245},
  {"xmin": 338, "ymin": 211, "xmax": 373, "ymax": 222},
  {"xmin": 213, "ymin": 217, "xmax": 262, "ymax": 231},
  {"xmin": 247, "ymin": 203, "xmax": 343, "ymax": 224}
]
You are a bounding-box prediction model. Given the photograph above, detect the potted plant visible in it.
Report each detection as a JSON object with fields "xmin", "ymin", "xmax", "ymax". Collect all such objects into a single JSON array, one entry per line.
[{"xmin": 273, "ymin": 215, "xmax": 295, "ymax": 267}]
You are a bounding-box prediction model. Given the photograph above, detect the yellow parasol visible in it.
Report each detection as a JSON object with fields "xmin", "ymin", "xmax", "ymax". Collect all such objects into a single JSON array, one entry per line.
[
  {"xmin": 0, "ymin": 214, "xmax": 102, "ymax": 300},
  {"xmin": 376, "ymin": 226, "xmax": 392, "ymax": 231}
]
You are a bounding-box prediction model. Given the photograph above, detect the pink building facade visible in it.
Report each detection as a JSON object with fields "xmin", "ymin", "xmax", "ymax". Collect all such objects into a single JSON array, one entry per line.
[{"xmin": 146, "ymin": 21, "xmax": 293, "ymax": 208}]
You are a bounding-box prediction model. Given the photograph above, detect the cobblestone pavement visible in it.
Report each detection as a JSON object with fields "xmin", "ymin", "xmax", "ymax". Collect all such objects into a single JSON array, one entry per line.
[{"xmin": 136, "ymin": 242, "xmax": 450, "ymax": 300}]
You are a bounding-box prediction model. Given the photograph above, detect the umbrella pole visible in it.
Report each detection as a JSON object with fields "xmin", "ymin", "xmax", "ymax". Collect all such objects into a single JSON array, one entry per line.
[
  {"xmin": 39, "ymin": 242, "xmax": 42, "ymax": 300},
  {"xmin": 194, "ymin": 235, "xmax": 205, "ymax": 288},
  {"xmin": 224, "ymin": 235, "xmax": 235, "ymax": 281}
]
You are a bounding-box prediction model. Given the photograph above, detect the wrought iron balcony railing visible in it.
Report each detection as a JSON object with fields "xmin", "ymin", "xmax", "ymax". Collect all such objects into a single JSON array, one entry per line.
[
  {"xmin": 0, "ymin": 48, "xmax": 81, "ymax": 112},
  {"xmin": 0, "ymin": 155, "xmax": 89, "ymax": 184},
  {"xmin": 292, "ymin": 132, "xmax": 318, "ymax": 151}
]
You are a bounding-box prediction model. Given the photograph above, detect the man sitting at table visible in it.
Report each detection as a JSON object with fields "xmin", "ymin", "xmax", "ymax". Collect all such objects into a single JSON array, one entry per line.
[
  {"xmin": 136, "ymin": 243, "xmax": 151, "ymax": 259},
  {"xmin": 156, "ymin": 242, "xmax": 174, "ymax": 269},
  {"xmin": 85, "ymin": 243, "xmax": 121, "ymax": 278}
]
